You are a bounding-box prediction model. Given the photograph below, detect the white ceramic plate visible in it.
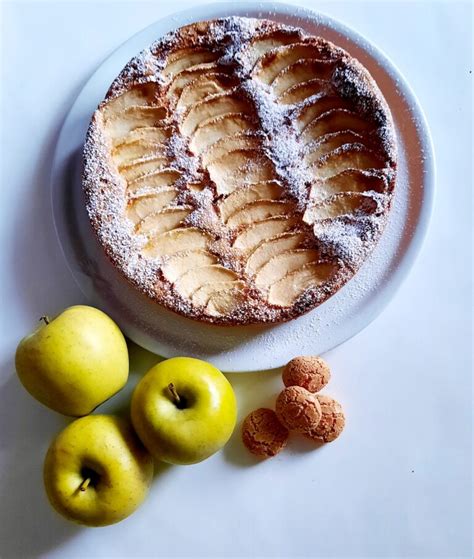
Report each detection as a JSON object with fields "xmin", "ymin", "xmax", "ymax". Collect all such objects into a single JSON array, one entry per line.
[{"xmin": 51, "ymin": 2, "xmax": 435, "ymax": 372}]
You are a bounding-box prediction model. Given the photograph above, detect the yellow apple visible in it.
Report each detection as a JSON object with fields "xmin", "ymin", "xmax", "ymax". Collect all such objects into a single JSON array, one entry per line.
[
  {"xmin": 131, "ymin": 357, "xmax": 237, "ymax": 465},
  {"xmin": 15, "ymin": 305, "xmax": 128, "ymax": 416},
  {"xmin": 43, "ymin": 415, "xmax": 153, "ymax": 527}
]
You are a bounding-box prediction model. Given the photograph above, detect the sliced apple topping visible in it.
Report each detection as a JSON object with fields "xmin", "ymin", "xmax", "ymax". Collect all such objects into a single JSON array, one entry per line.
[
  {"xmin": 201, "ymin": 132, "xmax": 261, "ymax": 168},
  {"xmin": 177, "ymin": 73, "xmax": 238, "ymax": 111},
  {"xmin": 245, "ymin": 232, "xmax": 306, "ymax": 274},
  {"xmin": 206, "ymin": 285, "xmax": 247, "ymax": 317},
  {"xmin": 312, "ymin": 146, "xmax": 384, "ymax": 180},
  {"xmin": 278, "ymin": 78, "xmax": 328, "ymax": 105},
  {"xmin": 309, "ymin": 170, "xmax": 387, "ymax": 201},
  {"xmin": 87, "ymin": 20, "xmax": 397, "ymax": 324},
  {"xmin": 218, "ymin": 180, "xmax": 283, "ymax": 222},
  {"xmin": 242, "ymin": 31, "xmax": 303, "ymax": 68},
  {"xmin": 112, "ymin": 140, "xmax": 168, "ymax": 167},
  {"xmin": 192, "ymin": 280, "xmax": 246, "ymax": 307},
  {"xmin": 252, "ymin": 43, "xmax": 333, "ymax": 85},
  {"xmin": 232, "ymin": 217, "xmax": 298, "ymax": 253},
  {"xmin": 189, "ymin": 113, "xmax": 256, "ymax": 154},
  {"xmin": 226, "ymin": 199, "xmax": 293, "ymax": 228},
  {"xmin": 144, "ymin": 227, "xmax": 211, "ymax": 258},
  {"xmin": 254, "ymin": 249, "xmax": 320, "ymax": 287},
  {"xmin": 296, "ymin": 96, "xmax": 351, "ymax": 132},
  {"xmin": 101, "ymin": 83, "xmax": 158, "ymax": 121},
  {"xmin": 217, "ymin": 160, "xmax": 276, "ymax": 196},
  {"xmin": 126, "ymin": 169, "xmax": 181, "ymax": 195},
  {"xmin": 180, "ymin": 93, "xmax": 253, "ymax": 136},
  {"xmin": 119, "ymin": 156, "xmax": 171, "ymax": 182},
  {"xmin": 135, "ymin": 207, "xmax": 193, "ymax": 236},
  {"xmin": 161, "ymin": 250, "xmax": 217, "ymax": 283},
  {"xmin": 126, "ymin": 188, "xmax": 179, "ymax": 224},
  {"xmin": 301, "ymin": 109, "xmax": 373, "ymax": 143},
  {"xmin": 271, "ymin": 60, "xmax": 335, "ymax": 97},
  {"xmin": 161, "ymin": 49, "xmax": 219, "ymax": 78},
  {"xmin": 114, "ymin": 126, "xmax": 172, "ymax": 148},
  {"xmin": 207, "ymin": 150, "xmax": 275, "ymax": 195},
  {"xmin": 104, "ymin": 106, "xmax": 167, "ymax": 140},
  {"xmin": 303, "ymin": 131, "xmax": 364, "ymax": 165},
  {"xmin": 305, "ymin": 192, "xmax": 378, "ymax": 223},
  {"xmin": 166, "ymin": 62, "xmax": 221, "ymax": 98},
  {"xmin": 268, "ymin": 262, "xmax": 336, "ymax": 307},
  {"xmin": 173, "ymin": 265, "xmax": 238, "ymax": 298}
]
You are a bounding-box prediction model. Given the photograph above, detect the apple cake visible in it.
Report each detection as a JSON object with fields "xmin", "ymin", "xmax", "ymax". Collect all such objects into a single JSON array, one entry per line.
[{"xmin": 83, "ymin": 17, "xmax": 397, "ymax": 325}]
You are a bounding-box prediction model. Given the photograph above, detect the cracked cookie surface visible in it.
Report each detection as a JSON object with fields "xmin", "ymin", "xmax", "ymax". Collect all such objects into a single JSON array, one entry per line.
[
  {"xmin": 282, "ymin": 355, "xmax": 331, "ymax": 392},
  {"xmin": 305, "ymin": 395, "xmax": 345, "ymax": 442},
  {"xmin": 275, "ymin": 386, "xmax": 322, "ymax": 432},
  {"xmin": 242, "ymin": 408, "xmax": 289, "ymax": 457}
]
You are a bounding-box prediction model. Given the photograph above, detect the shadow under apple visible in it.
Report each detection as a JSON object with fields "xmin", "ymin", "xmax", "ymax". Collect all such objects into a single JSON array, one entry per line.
[
  {"xmin": 1, "ymin": 71, "xmax": 98, "ymax": 554},
  {"xmin": 152, "ymin": 460, "xmax": 173, "ymax": 480},
  {"xmin": 91, "ymin": 342, "xmax": 174, "ymax": 478},
  {"xmin": 0, "ymin": 367, "xmax": 81, "ymax": 558},
  {"xmin": 0, "ymin": 348, "xmax": 174, "ymax": 558},
  {"xmin": 97, "ymin": 341, "xmax": 163, "ymax": 419},
  {"xmin": 222, "ymin": 368, "xmax": 282, "ymax": 467}
]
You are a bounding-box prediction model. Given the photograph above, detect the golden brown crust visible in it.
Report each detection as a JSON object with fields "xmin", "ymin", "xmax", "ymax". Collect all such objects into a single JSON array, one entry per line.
[
  {"xmin": 242, "ymin": 408, "xmax": 289, "ymax": 457},
  {"xmin": 83, "ymin": 17, "xmax": 397, "ymax": 325}
]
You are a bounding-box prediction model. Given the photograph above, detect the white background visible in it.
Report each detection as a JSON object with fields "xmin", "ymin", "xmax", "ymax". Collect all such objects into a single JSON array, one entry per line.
[{"xmin": 0, "ymin": 1, "xmax": 472, "ymax": 558}]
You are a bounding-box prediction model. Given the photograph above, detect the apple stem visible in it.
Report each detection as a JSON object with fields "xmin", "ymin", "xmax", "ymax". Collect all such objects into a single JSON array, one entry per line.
[
  {"xmin": 39, "ymin": 315, "xmax": 50, "ymax": 325},
  {"xmin": 168, "ymin": 383, "xmax": 181, "ymax": 406},
  {"xmin": 79, "ymin": 478, "xmax": 91, "ymax": 492}
]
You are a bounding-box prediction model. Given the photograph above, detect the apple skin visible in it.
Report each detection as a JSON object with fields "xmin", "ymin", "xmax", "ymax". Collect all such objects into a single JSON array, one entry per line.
[
  {"xmin": 131, "ymin": 357, "xmax": 237, "ymax": 465},
  {"xmin": 43, "ymin": 415, "xmax": 153, "ymax": 527},
  {"xmin": 15, "ymin": 306, "xmax": 128, "ymax": 416}
]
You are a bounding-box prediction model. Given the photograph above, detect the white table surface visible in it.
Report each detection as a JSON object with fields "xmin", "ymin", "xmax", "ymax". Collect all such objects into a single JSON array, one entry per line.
[{"xmin": 0, "ymin": 1, "xmax": 472, "ymax": 558}]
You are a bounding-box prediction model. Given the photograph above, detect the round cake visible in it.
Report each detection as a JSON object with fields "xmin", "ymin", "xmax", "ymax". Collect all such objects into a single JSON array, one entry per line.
[{"xmin": 83, "ymin": 17, "xmax": 397, "ymax": 325}]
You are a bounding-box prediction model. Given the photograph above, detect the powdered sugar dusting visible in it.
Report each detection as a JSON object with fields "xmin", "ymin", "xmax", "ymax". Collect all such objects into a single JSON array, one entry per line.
[
  {"xmin": 241, "ymin": 79, "xmax": 311, "ymax": 208},
  {"xmin": 83, "ymin": 16, "xmax": 397, "ymax": 325}
]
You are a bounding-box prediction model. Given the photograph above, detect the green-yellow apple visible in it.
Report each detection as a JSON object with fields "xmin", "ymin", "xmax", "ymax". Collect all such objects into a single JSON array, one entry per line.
[
  {"xmin": 131, "ymin": 357, "xmax": 237, "ymax": 465},
  {"xmin": 43, "ymin": 415, "xmax": 153, "ymax": 527},
  {"xmin": 15, "ymin": 305, "xmax": 128, "ymax": 416}
]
